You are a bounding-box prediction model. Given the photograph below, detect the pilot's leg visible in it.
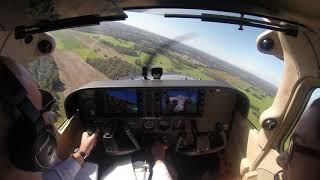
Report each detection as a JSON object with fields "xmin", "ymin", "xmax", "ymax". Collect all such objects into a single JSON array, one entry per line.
[
  {"xmin": 99, "ymin": 156, "xmax": 136, "ymax": 180},
  {"xmin": 74, "ymin": 162, "xmax": 99, "ymax": 180}
]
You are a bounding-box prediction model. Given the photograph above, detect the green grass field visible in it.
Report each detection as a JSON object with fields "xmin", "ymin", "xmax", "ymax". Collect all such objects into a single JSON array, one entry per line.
[
  {"xmin": 51, "ymin": 31, "xmax": 102, "ymax": 60},
  {"xmin": 204, "ymin": 67, "xmax": 274, "ymax": 129},
  {"xmin": 79, "ymin": 31, "xmax": 135, "ymax": 48},
  {"xmin": 52, "ymin": 30, "xmax": 275, "ymax": 130}
]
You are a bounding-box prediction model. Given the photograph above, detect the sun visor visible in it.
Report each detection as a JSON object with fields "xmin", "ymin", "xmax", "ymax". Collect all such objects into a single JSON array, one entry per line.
[{"xmin": 0, "ymin": 0, "xmax": 127, "ymax": 38}]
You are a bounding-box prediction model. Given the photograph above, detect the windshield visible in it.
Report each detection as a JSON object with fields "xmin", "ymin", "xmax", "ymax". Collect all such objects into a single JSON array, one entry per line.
[{"xmin": 28, "ymin": 9, "xmax": 283, "ymax": 129}]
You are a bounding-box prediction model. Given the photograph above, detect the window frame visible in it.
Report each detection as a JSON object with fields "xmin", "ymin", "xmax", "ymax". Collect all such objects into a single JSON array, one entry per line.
[{"xmin": 279, "ymin": 87, "xmax": 317, "ymax": 152}]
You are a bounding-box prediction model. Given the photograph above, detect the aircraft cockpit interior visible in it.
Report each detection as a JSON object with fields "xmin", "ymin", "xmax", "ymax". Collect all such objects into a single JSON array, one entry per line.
[
  {"xmin": 64, "ymin": 80, "xmax": 249, "ymax": 157},
  {"xmin": 1, "ymin": 1, "xmax": 320, "ymax": 180}
]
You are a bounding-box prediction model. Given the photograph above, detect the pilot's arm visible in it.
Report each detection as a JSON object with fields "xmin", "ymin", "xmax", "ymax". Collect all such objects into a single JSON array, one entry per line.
[
  {"xmin": 151, "ymin": 142, "xmax": 174, "ymax": 180},
  {"xmin": 42, "ymin": 130, "xmax": 99, "ymax": 180}
]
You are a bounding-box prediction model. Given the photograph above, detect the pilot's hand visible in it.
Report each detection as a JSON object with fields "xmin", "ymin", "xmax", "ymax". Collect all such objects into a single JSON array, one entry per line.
[
  {"xmin": 79, "ymin": 129, "xmax": 100, "ymax": 156},
  {"xmin": 151, "ymin": 141, "xmax": 168, "ymax": 162}
]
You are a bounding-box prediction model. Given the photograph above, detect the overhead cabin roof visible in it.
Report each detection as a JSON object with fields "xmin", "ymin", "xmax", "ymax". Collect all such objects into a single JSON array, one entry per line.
[
  {"xmin": 0, "ymin": 0, "xmax": 319, "ymax": 32},
  {"xmin": 116, "ymin": 0, "xmax": 320, "ymax": 31}
]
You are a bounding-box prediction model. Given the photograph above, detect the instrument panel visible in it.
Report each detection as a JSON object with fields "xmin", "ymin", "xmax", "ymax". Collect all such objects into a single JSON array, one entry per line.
[
  {"xmin": 64, "ymin": 80, "xmax": 249, "ymax": 156},
  {"xmin": 81, "ymin": 88, "xmax": 205, "ymax": 118}
]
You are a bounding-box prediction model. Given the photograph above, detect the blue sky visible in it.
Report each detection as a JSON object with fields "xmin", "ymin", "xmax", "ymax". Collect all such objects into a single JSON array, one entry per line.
[{"xmin": 116, "ymin": 9, "xmax": 284, "ymax": 86}]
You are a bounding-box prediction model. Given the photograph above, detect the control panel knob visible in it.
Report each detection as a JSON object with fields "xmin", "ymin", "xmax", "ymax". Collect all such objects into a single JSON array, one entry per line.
[
  {"xmin": 103, "ymin": 131, "xmax": 112, "ymax": 139},
  {"xmin": 175, "ymin": 120, "xmax": 184, "ymax": 129},
  {"xmin": 143, "ymin": 120, "xmax": 155, "ymax": 130},
  {"xmin": 88, "ymin": 109, "xmax": 96, "ymax": 116},
  {"xmin": 103, "ymin": 124, "xmax": 113, "ymax": 139},
  {"xmin": 158, "ymin": 120, "xmax": 170, "ymax": 131}
]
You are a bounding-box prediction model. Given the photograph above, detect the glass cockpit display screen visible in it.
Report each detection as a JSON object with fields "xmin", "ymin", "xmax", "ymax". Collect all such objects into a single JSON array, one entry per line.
[
  {"xmin": 161, "ymin": 90, "xmax": 199, "ymax": 114},
  {"xmin": 105, "ymin": 89, "xmax": 138, "ymax": 114}
]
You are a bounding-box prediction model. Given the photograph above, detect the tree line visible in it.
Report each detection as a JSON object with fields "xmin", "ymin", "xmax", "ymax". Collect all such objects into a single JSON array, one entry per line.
[
  {"xmin": 97, "ymin": 38, "xmax": 138, "ymax": 57},
  {"xmin": 87, "ymin": 56, "xmax": 140, "ymax": 79}
]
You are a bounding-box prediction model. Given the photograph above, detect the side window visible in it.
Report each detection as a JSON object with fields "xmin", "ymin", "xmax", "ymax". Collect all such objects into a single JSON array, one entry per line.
[
  {"xmin": 283, "ymin": 88, "xmax": 320, "ymax": 150},
  {"xmin": 28, "ymin": 56, "xmax": 67, "ymax": 128}
]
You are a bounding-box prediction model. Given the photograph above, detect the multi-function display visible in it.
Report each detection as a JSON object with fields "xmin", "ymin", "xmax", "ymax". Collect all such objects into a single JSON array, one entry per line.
[
  {"xmin": 161, "ymin": 90, "xmax": 199, "ymax": 114},
  {"xmin": 105, "ymin": 89, "xmax": 138, "ymax": 114}
]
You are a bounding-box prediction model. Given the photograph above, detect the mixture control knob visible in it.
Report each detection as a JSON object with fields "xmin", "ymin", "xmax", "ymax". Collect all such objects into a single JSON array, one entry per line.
[{"xmin": 158, "ymin": 120, "xmax": 170, "ymax": 131}]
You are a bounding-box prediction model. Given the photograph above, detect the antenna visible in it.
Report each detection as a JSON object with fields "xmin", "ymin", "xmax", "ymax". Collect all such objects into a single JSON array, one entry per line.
[{"xmin": 142, "ymin": 66, "xmax": 149, "ymax": 80}]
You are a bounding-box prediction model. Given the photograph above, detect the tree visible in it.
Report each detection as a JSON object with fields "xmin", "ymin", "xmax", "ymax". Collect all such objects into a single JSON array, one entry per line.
[
  {"xmin": 28, "ymin": 55, "xmax": 65, "ymax": 123},
  {"xmin": 87, "ymin": 57, "xmax": 140, "ymax": 79}
]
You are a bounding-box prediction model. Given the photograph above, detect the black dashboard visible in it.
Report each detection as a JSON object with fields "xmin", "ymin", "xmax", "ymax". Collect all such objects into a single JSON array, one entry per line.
[{"xmin": 65, "ymin": 80, "xmax": 249, "ymax": 156}]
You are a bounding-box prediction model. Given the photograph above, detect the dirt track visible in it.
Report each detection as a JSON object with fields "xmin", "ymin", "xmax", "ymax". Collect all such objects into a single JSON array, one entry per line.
[{"xmin": 53, "ymin": 49, "xmax": 108, "ymax": 96}]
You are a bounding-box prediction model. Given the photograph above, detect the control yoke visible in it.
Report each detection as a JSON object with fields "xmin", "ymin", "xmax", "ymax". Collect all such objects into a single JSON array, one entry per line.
[
  {"xmin": 175, "ymin": 122, "xmax": 227, "ymax": 156},
  {"xmin": 102, "ymin": 123, "xmax": 141, "ymax": 155}
]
